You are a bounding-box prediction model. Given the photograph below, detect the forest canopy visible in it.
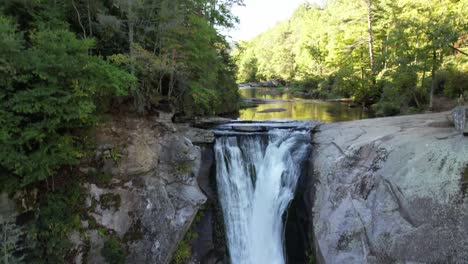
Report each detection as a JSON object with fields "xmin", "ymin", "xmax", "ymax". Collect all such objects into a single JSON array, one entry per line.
[
  {"xmin": 232, "ymin": 0, "xmax": 468, "ymax": 116},
  {"xmin": 0, "ymin": 0, "xmax": 242, "ymax": 191}
]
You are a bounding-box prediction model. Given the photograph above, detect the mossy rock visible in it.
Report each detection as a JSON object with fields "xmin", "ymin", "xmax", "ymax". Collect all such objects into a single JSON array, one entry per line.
[
  {"xmin": 99, "ymin": 193, "xmax": 121, "ymax": 210},
  {"xmin": 175, "ymin": 160, "xmax": 194, "ymax": 174}
]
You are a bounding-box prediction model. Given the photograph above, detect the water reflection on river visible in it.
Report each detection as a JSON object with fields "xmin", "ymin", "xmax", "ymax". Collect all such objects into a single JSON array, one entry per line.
[{"xmin": 239, "ymin": 88, "xmax": 368, "ymax": 122}]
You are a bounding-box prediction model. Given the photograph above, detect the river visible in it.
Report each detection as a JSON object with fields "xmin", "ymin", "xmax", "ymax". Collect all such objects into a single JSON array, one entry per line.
[{"xmin": 238, "ymin": 87, "xmax": 368, "ymax": 122}]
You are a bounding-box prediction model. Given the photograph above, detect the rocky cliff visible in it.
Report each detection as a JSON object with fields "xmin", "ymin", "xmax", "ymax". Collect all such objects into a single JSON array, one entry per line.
[
  {"xmin": 3, "ymin": 110, "xmax": 468, "ymax": 263},
  {"xmin": 310, "ymin": 111, "xmax": 468, "ymax": 263},
  {"xmin": 77, "ymin": 113, "xmax": 217, "ymax": 264}
]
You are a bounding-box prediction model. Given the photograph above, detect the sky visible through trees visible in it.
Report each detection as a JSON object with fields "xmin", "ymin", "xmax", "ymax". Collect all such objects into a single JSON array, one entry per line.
[{"xmin": 229, "ymin": 0, "xmax": 326, "ymax": 41}]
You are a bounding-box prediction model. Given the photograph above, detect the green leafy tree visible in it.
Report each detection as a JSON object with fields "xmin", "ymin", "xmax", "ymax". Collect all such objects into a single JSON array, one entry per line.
[
  {"xmin": 0, "ymin": 17, "xmax": 135, "ymax": 190},
  {"xmin": 233, "ymin": 0, "xmax": 466, "ymax": 110}
]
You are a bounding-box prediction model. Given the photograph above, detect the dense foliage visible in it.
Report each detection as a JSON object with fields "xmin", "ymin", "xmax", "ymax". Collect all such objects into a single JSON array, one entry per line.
[
  {"xmin": 0, "ymin": 0, "xmax": 242, "ymax": 262},
  {"xmin": 0, "ymin": 0, "xmax": 242, "ymax": 191},
  {"xmin": 0, "ymin": 16, "xmax": 135, "ymax": 191},
  {"xmin": 233, "ymin": 0, "xmax": 467, "ymax": 115}
]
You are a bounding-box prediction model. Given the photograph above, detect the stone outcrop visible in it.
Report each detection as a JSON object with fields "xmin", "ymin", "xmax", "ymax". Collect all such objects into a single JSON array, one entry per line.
[
  {"xmin": 452, "ymin": 106, "xmax": 468, "ymax": 135},
  {"xmin": 310, "ymin": 112, "xmax": 468, "ymax": 263},
  {"xmin": 0, "ymin": 113, "xmax": 217, "ymax": 264},
  {"xmin": 78, "ymin": 114, "xmax": 215, "ymax": 264}
]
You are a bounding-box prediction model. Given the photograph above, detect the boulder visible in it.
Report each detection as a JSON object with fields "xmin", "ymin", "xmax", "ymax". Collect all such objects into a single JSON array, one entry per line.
[
  {"xmin": 452, "ymin": 106, "xmax": 467, "ymax": 133},
  {"xmin": 311, "ymin": 112, "xmax": 468, "ymax": 263},
  {"xmin": 176, "ymin": 124, "xmax": 216, "ymax": 144},
  {"xmin": 238, "ymin": 83, "xmax": 252, "ymax": 88}
]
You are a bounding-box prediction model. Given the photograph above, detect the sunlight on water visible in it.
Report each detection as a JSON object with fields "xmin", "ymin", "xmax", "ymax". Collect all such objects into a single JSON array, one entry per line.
[{"xmin": 239, "ymin": 88, "xmax": 368, "ymax": 122}]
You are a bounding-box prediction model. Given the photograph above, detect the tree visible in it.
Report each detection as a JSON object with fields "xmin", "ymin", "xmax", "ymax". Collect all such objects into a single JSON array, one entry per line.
[
  {"xmin": 232, "ymin": 0, "xmax": 466, "ymax": 110},
  {"xmin": 0, "ymin": 17, "xmax": 135, "ymax": 190}
]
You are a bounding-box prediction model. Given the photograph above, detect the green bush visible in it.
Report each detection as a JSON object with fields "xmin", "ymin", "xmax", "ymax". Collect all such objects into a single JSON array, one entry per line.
[
  {"xmin": 26, "ymin": 183, "xmax": 85, "ymax": 263},
  {"xmin": 375, "ymin": 101, "xmax": 401, "ymax": 117},
  {"xmin": 374, "ymin": 66, "xmax": 422, "ymax": 116},
  {"xmin": 102, "ymin": 237, "xmax": 125, "ymax": 264},
  {"xmin": 440, "ymin": 56, "xmax": 468, "ymax": 99}
]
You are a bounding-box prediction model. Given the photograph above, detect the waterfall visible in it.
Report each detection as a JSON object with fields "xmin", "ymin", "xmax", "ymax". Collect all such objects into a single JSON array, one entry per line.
[{"xmin": 214, "ymin": 123, "xmax": 312, "ymax": 264}]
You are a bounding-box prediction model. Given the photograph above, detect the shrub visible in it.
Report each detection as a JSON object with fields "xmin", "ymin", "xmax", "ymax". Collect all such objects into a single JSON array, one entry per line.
[
  {"xmin": 102, "ymin": 237, "xmax": 125, "ymax": 264},
  {"xmin": 440, "ymin": 56, "xmax": 468, "ymax": 99},
  {"xmin": 375, "ymin": 101, "xmax": 401, "ymax": 117},
  {"xmin": 374, "ymin": 66, "xmax": 422, "ymax": 116},
  {"xmin": 26, "ymin": 182, "xmax": 85, "ymax": 263}
]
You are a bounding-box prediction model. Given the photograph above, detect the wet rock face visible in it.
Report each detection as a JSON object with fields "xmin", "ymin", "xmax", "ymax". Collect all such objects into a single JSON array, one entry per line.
[
  {"xmin": 311, "ymin": 112, "xmax": 468, "ymax": 263},
  {"xmin": 188, "ymin": 146, "xmax": 230, "ymax": 264},
  {"xmin": 81, "ymin": 114, "xmax": 213, "ymax": 264}
]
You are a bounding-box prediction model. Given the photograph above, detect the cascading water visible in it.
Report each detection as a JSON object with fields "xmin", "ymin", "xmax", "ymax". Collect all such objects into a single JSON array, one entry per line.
[{"xmin": 214, "ymin": 122, "xmax": 312, "ymax": 264}]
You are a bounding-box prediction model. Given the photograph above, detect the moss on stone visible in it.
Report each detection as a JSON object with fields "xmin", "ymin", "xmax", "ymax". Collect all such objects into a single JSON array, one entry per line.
[
  {"xmin": 171, "ymin": 236, "xmax": 192, "ymax": 264},
  {"xmin": 89, "ymin": 171, "xmax": 113, "ymax": 187},
  {"xmin": 103, "ymin": 148, "xmax": 123, "ymax": 163},
  {"xmin": 99, "ymin": 193, "xmax": 121, "ymax": 210},
  {"xmin": 307, "ymin": 252, "xmax": 316, "ymax": 264},
  {"xmin": 175, "ymin": 160, "xmax": 194, "ymax": 174},
  {"xmin": 170, "ymin": 207, "xmax": 205, "ymax": 264}
]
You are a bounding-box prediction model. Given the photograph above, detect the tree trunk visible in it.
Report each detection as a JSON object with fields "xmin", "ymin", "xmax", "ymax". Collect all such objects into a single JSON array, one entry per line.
[
  {"xmin": 366, "ymin": 0, "xmax": 375, "ymax": 82},
  {"xmin": 128, "ymin": 0, "xmax": 135, "ymax": 75},
  {"xmin": 429, "ymin": 49, "xmax": 437, "ymax": 109},
  {"xmin": 168, "ymin": 49, "xmax": 176, "ymax": 98},
  {"xmin": 383, "ymin": 32, "xmax": 389, "ymax": 70},
  {"xmin": 210, "ymin": 0, "xmax": 217, "ymax": 27},
  {"xmin": 87, "ymin": 0, "xmax": 93, "ymax": 37},
  {"xmin": 87, "ymin": 0, "xmax": 93, "ymax": 55},
  {"xmin": 72, "ymin": 0, "xmax": 87, "ymax": 38}
]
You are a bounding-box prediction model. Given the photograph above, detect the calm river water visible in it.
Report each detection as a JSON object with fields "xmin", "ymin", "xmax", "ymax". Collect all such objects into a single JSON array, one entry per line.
[{"xmin": 238, "ymin": 87, "xmax": 368, "ymax": 122}]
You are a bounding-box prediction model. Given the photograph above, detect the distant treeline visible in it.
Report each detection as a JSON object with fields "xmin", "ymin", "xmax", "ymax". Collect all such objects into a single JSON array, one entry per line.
[{"xmin": 233, "ymin": 0, "xmax": 467, "ymax": 116}]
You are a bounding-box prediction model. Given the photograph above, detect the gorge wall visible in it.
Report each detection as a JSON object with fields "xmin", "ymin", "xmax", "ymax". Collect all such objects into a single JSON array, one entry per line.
[
  {"xmin": 2, "ymin": 111, "xmax": 468, "ymax": 263},
  {"xmin": 0, "ymin": 112, "xmax": 218, "ymax": 264},
  {"xmin": 79, "ymin": 113, "xmax": 219, "ymax": 263}
]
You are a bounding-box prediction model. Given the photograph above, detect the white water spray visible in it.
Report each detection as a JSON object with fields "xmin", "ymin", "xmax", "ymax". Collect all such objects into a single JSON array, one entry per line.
[{"xmin": 214, "ymin": 125, "xmax": 311, "ymax": 264}]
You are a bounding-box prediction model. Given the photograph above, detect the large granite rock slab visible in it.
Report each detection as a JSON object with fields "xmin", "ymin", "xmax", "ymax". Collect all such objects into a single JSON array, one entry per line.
[{"xmin": 311, "ymin": 112, "xmax": 468, "ymax": 263}]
